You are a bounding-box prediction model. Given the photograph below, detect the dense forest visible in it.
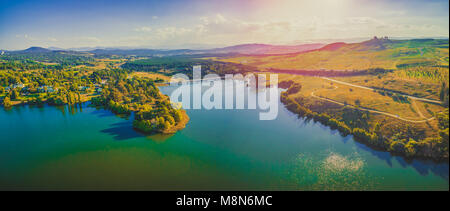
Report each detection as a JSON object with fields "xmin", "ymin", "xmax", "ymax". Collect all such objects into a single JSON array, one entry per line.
[
  {"xmin": 121, "ymin": 57, "xmax": 259, "ymax": 78},
  {"xmin": 1, "ymin": 49, "xmax": 95, "ymax": 67},
  {"xmin": 0, "ymin": 64, "xmax": 99, "ymax": 107}
]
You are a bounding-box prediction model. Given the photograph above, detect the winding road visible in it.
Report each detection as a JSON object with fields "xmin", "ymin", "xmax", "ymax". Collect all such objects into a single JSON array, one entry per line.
[
  {"xmin": 321, "ymin": 77, "xmax": 442, "ymax": 104},
  {"xmin": 310, "ymin": 83, "xmax": 436, "ymax": 123}
]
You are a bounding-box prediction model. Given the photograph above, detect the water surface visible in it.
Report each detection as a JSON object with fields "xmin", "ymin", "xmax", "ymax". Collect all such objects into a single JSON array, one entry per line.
[{"xmin": 0, "ymin": 82, "xmax": 448, "ymax": 190}]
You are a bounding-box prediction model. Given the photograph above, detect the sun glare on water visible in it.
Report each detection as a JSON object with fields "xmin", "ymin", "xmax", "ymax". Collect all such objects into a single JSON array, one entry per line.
[
  {"xmin": 288, "ymin": 151, "xmax": 374, "ymax": 190},
  {"xmin": 322, "ymin": 152, "xmax": 365, "ymax": 173}
]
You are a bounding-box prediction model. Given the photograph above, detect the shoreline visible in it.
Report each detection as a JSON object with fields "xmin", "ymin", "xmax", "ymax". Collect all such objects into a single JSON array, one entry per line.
[
  {"xmin": 2, "ymin": 93, "xmax": 98, "ymax": 108},
  {"xmin": 280, "ymin": 92, "xmax": 449, "ymax": 163},
  {"xmin": 160, "ymin": 110, "xmax": 190, "ymax": 134},
  {"xmin": 3, "ymin": 98, "xmax": 191, "ymax": 136}
]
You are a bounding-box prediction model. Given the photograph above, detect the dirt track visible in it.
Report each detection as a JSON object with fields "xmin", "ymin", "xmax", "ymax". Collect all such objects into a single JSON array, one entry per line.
[{"xmin": 310, "ymin": 85, "xmax": 435, "ymax": 123}]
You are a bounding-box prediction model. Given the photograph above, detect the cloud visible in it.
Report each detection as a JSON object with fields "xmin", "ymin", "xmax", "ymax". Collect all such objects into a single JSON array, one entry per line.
[
  {"xmin": 48, "ymin": 37, "xmax": 58, "ymax": 42},
  {"xmin": 15, "ymin": 34, "xmax": 37, "ymax": 41},
  {"xmin": 62, "ymin": 36, "xmax": 103, "ymax": 47},
  {"xmin": 184, "ymin": 13, "xmax": 448, "ymax": 45},
  {"xmin": 78, "ymin": 36, "xmax": 101, "ymax": 42},
  {"xmin": 155, "ymin": 27, "xmax": 192, "ymax": 38},
  {"xmin": 197, "ymin": 14, "xmax": 264, "ymax": 35},
  {"xmin": 134, "ymin": 26, "xmax": 152, "ymax": 32},
  {"xmin": 86, "ymin": 13, "xmax": 450, "ymax": 48}
]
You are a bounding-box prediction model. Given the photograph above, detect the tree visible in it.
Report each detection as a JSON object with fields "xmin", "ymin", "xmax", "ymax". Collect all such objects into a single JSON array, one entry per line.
[
  {"xmin": 404, "ymin": 140, "xmax": 417, "ymax": 157},
  {"xmin": 10, "ymin": 88, "xmax": 19, "ymax": 100},
  {"xmin": 3, "ymin": 96, "xmax": 12, "ymax": 107},
  {"xmin": 440, "ymin": 82, "xmax": 446, "ymax": 101},
  {"xmin": 287, "ymin": 83, "xmax": 302, "ymax": 94}
]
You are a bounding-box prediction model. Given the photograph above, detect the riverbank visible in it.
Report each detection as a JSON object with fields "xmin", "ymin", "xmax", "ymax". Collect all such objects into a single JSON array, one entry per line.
[
  {"xmin": 280, "ymin": 90, "xmax": 448, "ymax": 163},
  {"xmin": 3, "ymin": 93, "xmax": 190, "ymax": 136},
  {"xmin": 2, "ymin": 93, "xmax": 98, "ymax": 109}
]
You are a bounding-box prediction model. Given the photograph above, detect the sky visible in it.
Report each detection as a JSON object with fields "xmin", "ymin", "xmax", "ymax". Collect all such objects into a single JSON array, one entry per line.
[{"xmin": 0, "ymin": 0, "xmax": 448, "ymax": 50}]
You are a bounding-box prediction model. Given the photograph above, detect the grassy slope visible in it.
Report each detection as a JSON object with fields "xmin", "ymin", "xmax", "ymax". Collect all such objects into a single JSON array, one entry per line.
[
  {"xmin": 216, "ymin": 38, "xmax": 449, "ymax": 71},
  {"xmin": 334, "ymin": 74, "xmax": 442, "ymax": 100},
  {"xmin": 275, "ymin": 73, "xmax": 442, "ymax": 139},
  {"xmin": 130, "ymin": 72, "xmax": 172, "ymax": 82}
]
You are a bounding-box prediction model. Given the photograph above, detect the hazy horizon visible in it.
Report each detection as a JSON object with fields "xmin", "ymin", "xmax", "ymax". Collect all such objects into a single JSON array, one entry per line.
[
  {"xmin": 1, "ymin": 0, "xmax": 449, "ymax": 50},
  {"xmin": 2, "ymin": 36, "xmax": 449, "ymax": 51}
]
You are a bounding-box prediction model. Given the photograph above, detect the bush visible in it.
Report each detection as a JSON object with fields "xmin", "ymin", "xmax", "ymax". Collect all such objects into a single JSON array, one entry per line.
[
  {"xmin": 404, "ymin": 140, "xmax": 418, "ymax": 157},
  {"xmin": 389, "ymin": 141, "xmax": 406, "ymax": 153},
  {"xmin": 286, "ymin": 83, "xmax": 302, "ymax": 95},
  {"xmin": 108, "ymin": 100, "xmax": 130, "ymax": 114},
  {"xmin": 133, "ymin": 119, "xmax": 155, "ymax": 133},
  {"xmin": 2, "ymin": 96, "xmax": 12, "ymax": 107},
  {"xmin": 352, "ymin": 128, "xmax": 377, "ymax": 144}
]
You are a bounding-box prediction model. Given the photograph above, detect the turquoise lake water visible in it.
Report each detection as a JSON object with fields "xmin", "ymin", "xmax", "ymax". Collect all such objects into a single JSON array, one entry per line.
[{"xmin": 0, "ymin": 82, "xmax": 448, "ymax": 190}]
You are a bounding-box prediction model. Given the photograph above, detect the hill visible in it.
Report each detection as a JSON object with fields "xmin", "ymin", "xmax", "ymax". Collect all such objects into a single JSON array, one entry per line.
[
  {"xmin": 17, "ymin": 43, "xmax": 324, "ymax": 57},
  {"xmin": 22, "ymin": 46, "xmax": 52, "ymax": 53},
  {"xmin": 89, "ymin": 48, "xmax": 195, "ymax": 57},
  {"xmin": 1, "ymin": 47, "xmax": 94, "ymax": 66},
  {"xmin": 215, "ymin": 38, "xmax": 449, "ymax": 71},
  {"xmin": 86, "ymin": 43, "xmax": 324, "ymax": 56},
  {"xmin": 207, "ymin": 43, "xmax": 324, "ymax": 55}
]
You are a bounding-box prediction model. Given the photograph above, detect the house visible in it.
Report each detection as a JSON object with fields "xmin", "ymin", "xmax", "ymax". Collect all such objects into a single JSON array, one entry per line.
[
  {"xmin": 38, "ymin": 85, "xmax": 56, "ymax": 93},
  {"xmin": 78, "ymin": 86, "xmax": 88, "ymax": 91},
  {"xmin": 12, "ymin": 83, "xmax": 25, "ymax": 89},
  {"xmin": 21, "ymin": 86, "xmax": 29, "ymax": 93},
  {"xmin": 5, "ymin": 83, "xmax": 25, "ymax": 91},
  {"xmin": 47, "ymin": 87, "xmax": 56, "ymax": 93}
]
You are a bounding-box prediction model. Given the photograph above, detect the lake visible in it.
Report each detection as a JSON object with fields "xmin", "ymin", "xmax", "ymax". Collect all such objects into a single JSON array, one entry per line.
[{"xmin": 0, "ymin": 81, "xmax": 448, "ymax": 190}]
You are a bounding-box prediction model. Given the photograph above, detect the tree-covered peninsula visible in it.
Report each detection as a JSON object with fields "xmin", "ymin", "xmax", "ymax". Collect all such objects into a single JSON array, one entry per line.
[
  {"xmin": 0, "ymin": 55, "xmax": 188, "ymax": 134},
  {"xmin": 91, "ymin": 74, "xmax": 189, "ymax": 134}
]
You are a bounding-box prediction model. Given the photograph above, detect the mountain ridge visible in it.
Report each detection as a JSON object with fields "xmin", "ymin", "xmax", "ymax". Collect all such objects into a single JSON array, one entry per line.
[{"xmin": 9, "ymin": 43, "xmax": 325, "ymax": 56}]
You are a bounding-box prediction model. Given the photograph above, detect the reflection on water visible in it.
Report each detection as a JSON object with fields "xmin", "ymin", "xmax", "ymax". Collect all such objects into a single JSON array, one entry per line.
[
  {"xmin": 100, "ymin": 121, "xmax": 141, "ymax": 141},
  {"xmin": 354, "ymin": 141, "xmax": 449, "ymax": 181}
]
